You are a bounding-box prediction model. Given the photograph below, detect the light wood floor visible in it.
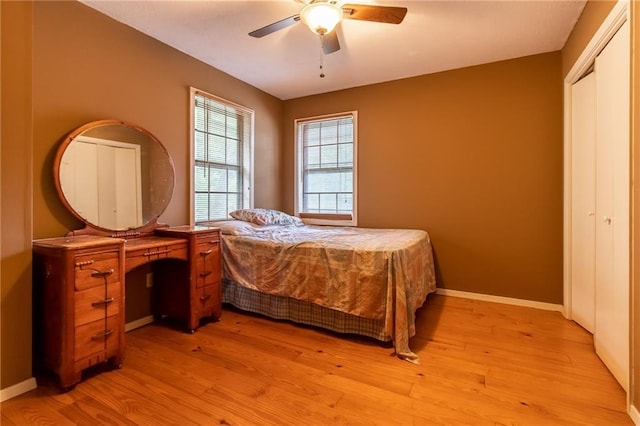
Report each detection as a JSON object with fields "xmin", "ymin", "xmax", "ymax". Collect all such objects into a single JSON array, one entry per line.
[{"xmin": 1, "ymin": 295, "xmax": 632, "ymax": 425}]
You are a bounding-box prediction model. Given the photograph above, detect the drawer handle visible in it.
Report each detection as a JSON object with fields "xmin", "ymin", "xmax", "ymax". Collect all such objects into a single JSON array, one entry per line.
[
  {"xmin": 91, "ymin": 297, "xmax": 115, "ymax": 308},
  {"xmin": 200, "ymin": 295, "xmax": 211, "ymax": 301},
  {"xmin": 91, "ymin": 329, "xmax": 113, "ymax": 340},
  {"xmin": 144, "ymin": 249, "xmax": 171, "ymax": 257},
  {"xmin": 200, "ymin": 271, "xmax": 212, "ymax": 278},
  {"xmin": 75, "ymin": 260, "xmax": 95, "ymax": 267},
  {"xmin": 200, "ymin": 249, "xmax": 212, "ymax": 256},
  {"xmin": 91, "ymin": 269, "xmax": 114, "ymax": 279}
]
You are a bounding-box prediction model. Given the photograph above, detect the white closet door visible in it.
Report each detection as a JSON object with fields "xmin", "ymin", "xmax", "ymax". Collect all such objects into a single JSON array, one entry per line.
[
  {"xmin": 570, "ymin": 72, "xmax": 596, "ymax": 333},
  {"xmin": 113, "ymin": 147, "xmax": 141, "ymax": 229},
  {"xmin": 97, "ymin": 144, "xmax": 142, "ymax": 230},
  {"xmin": 97, "ymin": 144, "xmax": 118, "ymax": 230},
  {"xmin": 61, "ymin": 140, "xmax": 99, "ymax": 224},
  {"xmin": 594, "ymin": 19, "xmax": 629, "ymax": 392}
]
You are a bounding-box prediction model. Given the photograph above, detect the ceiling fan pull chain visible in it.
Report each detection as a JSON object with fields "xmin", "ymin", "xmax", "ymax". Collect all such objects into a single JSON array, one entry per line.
[{"xmin": 319, "ymin": 35, "xmax": 326, "ymax": 78}]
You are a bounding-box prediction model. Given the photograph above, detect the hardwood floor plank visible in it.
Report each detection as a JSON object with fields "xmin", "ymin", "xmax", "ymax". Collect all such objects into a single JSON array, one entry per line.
[
  {"xmin": 102, "ymin": 368, "xmax": 262, "ymax": 425},
  {"xmin": 201, "ymin": 381, "xmax": 365, "ymax": 426},
  {"xmin": 131, "ymin": 324, "xmax": 346, "ymax": 407},
  {"xmin": 1, "ymin": 295, "xmax": 631, "ymax": 425},
  {"xmin": 484, "ymin": 365, "xmax": 627, "ymax": 412},
  {"xmin": 315, "ymin": 369, "xmax": 491, "ymax": 425},
  {"xmin": 0, "ymin": 401, "xmax": 76, "ymax": 426},
  {"xmin": 73, "ymin": 375, "xmax": 202, "ymax": 425},
  {"xmin": 58, "ymin": 395, "xmax": 134, "ymax": 425},
  {"xmin": 410, "ymin": 374, "xmax": 587, "ymax": 426},
  {"xmin": 225, "ymin": 311, "xmax": 396, "ymax": 363},
  {"xmin": 221, "ymin": 311, "xmax": 421, "ymax": 393}
]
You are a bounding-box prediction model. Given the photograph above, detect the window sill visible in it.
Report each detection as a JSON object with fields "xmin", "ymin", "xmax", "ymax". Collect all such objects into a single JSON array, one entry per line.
[{"xmin": 299, "ymin": 213, "xmax": 356, "ymax": 227}]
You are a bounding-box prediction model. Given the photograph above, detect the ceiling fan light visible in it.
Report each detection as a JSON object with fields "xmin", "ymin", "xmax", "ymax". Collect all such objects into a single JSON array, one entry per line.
[{"xmin": 300, "ymin": 3, "xmax": 343, "ymax": 36}]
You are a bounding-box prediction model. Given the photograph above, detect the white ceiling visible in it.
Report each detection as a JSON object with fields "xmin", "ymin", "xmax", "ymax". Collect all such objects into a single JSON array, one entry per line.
[{"xmin": 80, "ymin": 0, "xmax": 587, "ymax": 100}]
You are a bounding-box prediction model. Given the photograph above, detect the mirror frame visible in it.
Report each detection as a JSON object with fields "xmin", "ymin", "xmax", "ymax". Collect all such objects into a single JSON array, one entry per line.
[{"xmin": 53, "ymin": 119, "xmax": 175, "ymax": 237}]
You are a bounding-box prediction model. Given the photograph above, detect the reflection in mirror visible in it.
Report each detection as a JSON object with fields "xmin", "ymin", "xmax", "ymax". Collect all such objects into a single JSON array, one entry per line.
[
  {"xmin": 60, "ymin": 136, "xmax": 143, "ymax": 229},
  {"xmin": 55, "ymin": 120, "xmax": 175, "ymax": 233}
]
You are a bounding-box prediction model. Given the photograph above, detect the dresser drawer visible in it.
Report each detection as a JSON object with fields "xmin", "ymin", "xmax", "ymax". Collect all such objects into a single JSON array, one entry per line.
[
  {"xmin": 74, "ymin": 251, "xmax": 120, "ymax": 291},
  {"xmin": 74, "ymin": 315, "xmax": 121, "ymax": 362},
  {"xmin": 198, "ymin": 283, "xmax": 221, "ymax": 318},
  {"xmin": 195, "ymin": 241, "xmax": 220, "ymax": 288},
  {"xmin": 195, "ymin": 231, "xmax": 220, "ymax": 244},
  {"xmin": 74, "ymin": 282, "xmax": 122, "ymax": 327},
  {"xmin": 126, "ymin": 242, "xmax": 188, "ymax": 272}
]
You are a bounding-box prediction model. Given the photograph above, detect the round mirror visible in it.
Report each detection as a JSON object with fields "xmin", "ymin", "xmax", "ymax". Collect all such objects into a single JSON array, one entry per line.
[{"xmin": 54, "ymin": 119, "xmax": 175, "ymax": 233}]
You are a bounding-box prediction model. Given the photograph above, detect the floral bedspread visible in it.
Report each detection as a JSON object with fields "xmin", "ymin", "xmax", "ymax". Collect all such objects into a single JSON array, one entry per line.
[{"xmin": 220, "ymin": 224, "xmax": 437, "ymax": 361}]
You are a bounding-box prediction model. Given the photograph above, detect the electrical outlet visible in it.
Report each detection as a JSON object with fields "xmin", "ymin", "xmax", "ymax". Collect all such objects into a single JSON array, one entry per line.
[{"xmin": 145, "ymin": 272, "xmax": 153, "ymax": 288}]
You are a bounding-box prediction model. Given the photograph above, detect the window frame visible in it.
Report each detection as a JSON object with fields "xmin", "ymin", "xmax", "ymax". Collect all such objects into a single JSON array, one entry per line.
[
  {"xmin": 294, "ymin": 111, "xmax": 358, "ymax": 227},
  {"xmin": 189, "ymin": 87, "xmax": 254, "ymax": 225}
]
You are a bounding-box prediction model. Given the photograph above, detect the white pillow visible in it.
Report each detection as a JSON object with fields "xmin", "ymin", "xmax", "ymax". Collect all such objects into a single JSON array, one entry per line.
[
  {"xmin": 211, "ymin": 220, "xmax": 261, "ymax": 236},
  {"xmin": 229, "ymin": 208, "xmax": 303, "ymax": 226}
]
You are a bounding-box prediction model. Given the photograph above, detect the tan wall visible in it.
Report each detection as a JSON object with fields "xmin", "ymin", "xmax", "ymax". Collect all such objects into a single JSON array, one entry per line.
[
  {"xmin": 1, "ymin": 1, "xmax": 34, "ymax": 390},
  {"xmin": 283, "ymin": 52, "xmax": 564, "ymax": 303}
]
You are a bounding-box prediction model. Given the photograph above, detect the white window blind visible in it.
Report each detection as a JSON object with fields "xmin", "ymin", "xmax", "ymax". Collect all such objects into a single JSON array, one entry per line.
[
  {"xmin": 295, "ymin": 112, "xmax": 357, "ymax": 226},
  {"xmin": 192, "ymin": 89, "xmax": 253, "ymax": 223}
]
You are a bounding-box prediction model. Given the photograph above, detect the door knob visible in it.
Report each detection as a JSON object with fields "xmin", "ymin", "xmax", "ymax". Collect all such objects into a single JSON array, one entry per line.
[{"xmin": 603, "ymin": 216, "xmax": 612, "ymax": 224}]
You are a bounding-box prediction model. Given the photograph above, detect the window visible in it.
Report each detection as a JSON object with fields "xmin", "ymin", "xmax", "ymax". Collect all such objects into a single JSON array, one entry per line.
[
  {"xmin": 191, "ymin": 88, "xmax": 253, "ymax": 224},
  {"xmin": 295, "ymin": 111, "xmax": 357, "ymax": 226}
]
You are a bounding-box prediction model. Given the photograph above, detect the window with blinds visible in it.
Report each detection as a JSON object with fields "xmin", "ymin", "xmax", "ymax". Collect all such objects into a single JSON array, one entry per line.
[
  {"xmin": 295, "ymin": 112, "xmax": 357, "ymax": 226},
  {"xmin": 191, "ymin": 88, "xmax": 253, "ymax": 223}
]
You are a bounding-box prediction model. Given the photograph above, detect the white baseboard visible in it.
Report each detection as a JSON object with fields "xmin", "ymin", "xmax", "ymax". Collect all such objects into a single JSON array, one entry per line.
[
  {"xmin": 125, "ymin": 315, "xmax": 154, "ymax": 332},
  {"xmin": 629, "ymin": 403, "xmax": 640, "ymax": 425},
  {"xmin": 435, "ymin": 288, "xmax": 564, "ymax": 312},
  {"xmin": 0, "ymin": 377, "xmax": 37, "ymax": 402}
]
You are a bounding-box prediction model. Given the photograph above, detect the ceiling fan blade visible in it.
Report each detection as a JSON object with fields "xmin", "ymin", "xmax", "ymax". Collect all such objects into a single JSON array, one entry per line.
[
  {"xmin": 342, "ymin": 4, "xmax": 407, "ymax": 24},
  {"xmin": 322, "ymin": 31, "xmax": 340, "ymax": 54},
  {"xmin": 249, "ymin": 14, "xmax": 301, "ymax": 38}
]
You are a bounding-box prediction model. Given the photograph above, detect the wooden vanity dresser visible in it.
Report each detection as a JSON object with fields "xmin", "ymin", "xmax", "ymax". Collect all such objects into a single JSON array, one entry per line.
[
  {"xmin": 34, "ymin": 119, "xmax": 223, "ymax": 389},
  {"xmin": 33, "ymin": 226, "xmax": 221, "ymax": 389}
]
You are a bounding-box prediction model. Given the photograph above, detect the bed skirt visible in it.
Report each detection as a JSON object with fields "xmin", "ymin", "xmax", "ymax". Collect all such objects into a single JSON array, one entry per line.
[{"xmin": 222, "ymin": 279, "xmax": 390, "ymax": 343}]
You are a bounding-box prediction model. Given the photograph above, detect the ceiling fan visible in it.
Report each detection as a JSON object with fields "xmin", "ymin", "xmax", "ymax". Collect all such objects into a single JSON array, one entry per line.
[{"xmin": 248, "ymin": 1, "xmax": 408, "ymax": 55}]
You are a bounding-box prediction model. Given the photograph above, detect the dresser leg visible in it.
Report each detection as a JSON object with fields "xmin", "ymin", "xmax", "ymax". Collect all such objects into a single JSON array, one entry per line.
[
  {"xmin": 109, "ymin": 355, "xmax": 124, "ymax": 369},
  {"xmin": 61, "ymin": 384, "xmax": 76, "ymax": 393},
  {"xmin": 58, "ymin": 370, "xmax": 81, "ymax": 391},
  {"xmin": 187, "ymin": 317, "xmax": 199, "ymax": 334}
]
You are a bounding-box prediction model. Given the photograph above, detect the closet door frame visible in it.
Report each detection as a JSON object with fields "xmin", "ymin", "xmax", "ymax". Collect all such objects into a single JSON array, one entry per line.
[{"xmin": 562, "ymin": 0, "xmax": 630, "ymax": 399}]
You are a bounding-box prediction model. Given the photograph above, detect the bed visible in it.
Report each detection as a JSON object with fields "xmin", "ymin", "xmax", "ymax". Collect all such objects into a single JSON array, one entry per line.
[{"xmin": 213, "ymin": 210, "xmax": 436, "ymax": 362}]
